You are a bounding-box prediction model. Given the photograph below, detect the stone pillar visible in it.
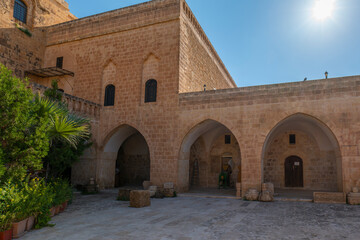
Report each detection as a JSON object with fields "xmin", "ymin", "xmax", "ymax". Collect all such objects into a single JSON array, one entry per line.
[
  {"xmin": 96, "ymin": 152, "xmax": 117, "ymax": 189},
  {"xmin": 236, "ymin": 182, "xmax": 242, "ymax": 198}
]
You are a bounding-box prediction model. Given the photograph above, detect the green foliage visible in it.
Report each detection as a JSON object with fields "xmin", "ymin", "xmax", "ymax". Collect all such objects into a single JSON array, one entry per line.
[
  {"xmin": 15, "ymin": 23, "xmax": 32, "ymax": 37},
  {"xmin": 41, "ymin": 80, "xmax": 92, "ymax": 178},
  {"xmin": 45, "ymin": 138, "xmax": 92, "ymax": 178},
  {"xmin": 0, "ymin": 65, "xmax": 50, "ymax": 182},
  {"xmin": 44, "ymin": 80, "xmax": 63, "ymax": 102},
  {"xmin": 0, "ymin": 177, "xmax": 72, "ymax": 230},
  {"xmin": 35, "ymin": 96, "xmax": 90, "ymax": 148},
  {"xmin": 49, "ymin": 179, "xmax": 72, "ymax": 206}
]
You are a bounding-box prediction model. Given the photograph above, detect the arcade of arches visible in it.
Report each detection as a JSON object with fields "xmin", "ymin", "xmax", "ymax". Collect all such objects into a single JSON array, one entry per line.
[{"xmin": 96, "ymin": 114, "xmax": 343, "ymax": 197}]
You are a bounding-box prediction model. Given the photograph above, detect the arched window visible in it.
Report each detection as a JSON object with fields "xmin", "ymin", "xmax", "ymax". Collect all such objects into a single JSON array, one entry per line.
[
  {"xmin": 145, "ymin": 79, "xmax": 157, "ymax": 103},
  {"xmin": 104, "ymin": 84, "xmax": 115, "ymax": 106},
  {"xmin": 14, "ymin": 0, "xmax": 27, "ymax": 24}
]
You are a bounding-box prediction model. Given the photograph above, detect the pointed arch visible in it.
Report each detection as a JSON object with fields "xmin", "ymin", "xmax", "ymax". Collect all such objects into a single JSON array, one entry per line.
[
  {"xmin": 178, "ymin": 119, "xmax": 242, "ymax": 192},
  {"xmin": 261, "ymin": 113, "xmax": 343, "ymax": 192}
]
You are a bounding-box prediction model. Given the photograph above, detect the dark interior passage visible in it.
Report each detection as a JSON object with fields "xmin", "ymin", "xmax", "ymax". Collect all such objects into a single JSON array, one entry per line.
[{"xmin": 115, "ymin": 132, "xmax": 150, "ymax": 187}]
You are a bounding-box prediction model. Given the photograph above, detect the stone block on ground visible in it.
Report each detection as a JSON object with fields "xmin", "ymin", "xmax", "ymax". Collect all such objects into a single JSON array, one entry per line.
[
  {"xmin": 347, "ymin": 193, "xmax": 360, "ymax": 205},
  {"xmin": 130, "ymin": 190, "xmax": 151, "ymax": 208},
  {"xmin": 118, "ymin": 189, "xmax": 131, "ymax": 201},
  {"xmin": 262, "ymin": 183, "xmax": 274, "ymax": 195},
  {"xmin": 143, "ymin": 181, "xmax": 152, "ymax": 190},
  {"xmin": 245, "ymin": 189, "xmax": 259, "ymax": 201},
  {"xmin": 163, "ymin": 187, "xmax": 175, "ymax": 197},
  {"xmin": 148, "ymin": 186, "xmax": 157, "ymax": 197},
  {"xmin": 259, "ymin": 190, "xmax": 274, "ymax": 202},
  {"xmin": 313, "ymin": 192, "xmax": 346, "ymax": 204}
]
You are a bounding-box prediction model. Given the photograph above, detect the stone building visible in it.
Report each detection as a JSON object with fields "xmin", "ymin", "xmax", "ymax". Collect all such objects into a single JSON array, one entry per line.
[{"xmin": 1, "ymin": 0, "xmax": 360, "ymax": 199}]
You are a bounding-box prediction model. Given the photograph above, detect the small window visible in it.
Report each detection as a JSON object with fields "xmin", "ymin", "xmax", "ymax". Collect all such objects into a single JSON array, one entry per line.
[
  {"xmin": 145, "ymin": 79, "xmax": 157, "ymax": 103},
  {"xmin": 289, "ymin": 134, "xmax": 296, "ymax": 145},
  {"xmin": 225, "ymin": 135, "xmax": 231, "ymax": 144},
  {"xmin": 56, "ymin": 57, "xmax": 63, "ymax": 69},
  {"xmin": 104, "ymin": 84, "xmax": 115, "ymax": 106},
  {"xmin": 14, "ymin": 0, "xmax": 27, "ymax": 24}
]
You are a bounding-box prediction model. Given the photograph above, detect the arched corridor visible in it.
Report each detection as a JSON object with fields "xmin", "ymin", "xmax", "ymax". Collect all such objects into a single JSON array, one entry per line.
[
  {"xmin": 262, "ymin": 114, "xmax": 342, "ymax": 193},
  {"xmin": 178, "ymin": 120, "xmax": 241, "ymax": 192},
  {"xmin": 100, "ymin": 125, "xmax": 150, "ymax": 188}
]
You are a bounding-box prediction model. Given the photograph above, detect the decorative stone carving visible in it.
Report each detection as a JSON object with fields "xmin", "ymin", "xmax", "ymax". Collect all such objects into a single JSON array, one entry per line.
[
  {"xmin": 259, "ymin": 190, "xmax": 274, "ymax": 202},
  {"xmin": 245, "ymin": 189, "xmax": 259, "ymax": 201},
  {"xmin": 352, "ymin": 187, "xmax": 359, "ymax": 193},
  {"xmin": 130, "ymin": 190, "xmax": 151, "ymax": 208}
]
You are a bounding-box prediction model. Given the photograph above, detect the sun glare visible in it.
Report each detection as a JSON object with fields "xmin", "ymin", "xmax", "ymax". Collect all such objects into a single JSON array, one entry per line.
[{"xmin": 313, "ymin": 0, "xmax": 335, "ymax": 20}]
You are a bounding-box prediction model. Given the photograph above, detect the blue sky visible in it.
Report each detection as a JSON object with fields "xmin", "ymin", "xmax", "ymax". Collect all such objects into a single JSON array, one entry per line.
[{"xmin": 66, "ymin": 0, "xmax": 360, "ymax": 87}]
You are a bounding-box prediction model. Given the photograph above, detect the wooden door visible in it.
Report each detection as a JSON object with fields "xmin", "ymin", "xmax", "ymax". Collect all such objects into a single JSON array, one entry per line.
[{"xmin": 285, "ymin": 156, "xmax": 303, "ymax": 187}]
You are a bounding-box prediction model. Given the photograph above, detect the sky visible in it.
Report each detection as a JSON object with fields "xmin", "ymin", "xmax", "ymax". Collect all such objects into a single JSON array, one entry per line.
[{"xmin": 66, "ymin": 0, "xmax": 360, "ymax": 87}]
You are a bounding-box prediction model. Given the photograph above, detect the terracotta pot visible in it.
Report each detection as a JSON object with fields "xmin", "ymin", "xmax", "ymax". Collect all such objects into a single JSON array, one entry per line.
[
  {"xmin": 12, "ymin": 218, "xmax": 28, "ymax": 238},
  {"xmin": 50, "ymin": 207, "xmax": 56, "ymax": 217},
  {"xmin": 55, "ymin": 205, "xmax": 61, "ymax": 215},
  {"xmin": 26, "ymin": 215, "xmax": 35, "ymax": 231},
  {"xmin": 0, "ymin": 228, "xmax": 12, "ymax": 240},
  {"xmin": 59, "ymin": 201, "xmax": 68, "ymax": 213}
]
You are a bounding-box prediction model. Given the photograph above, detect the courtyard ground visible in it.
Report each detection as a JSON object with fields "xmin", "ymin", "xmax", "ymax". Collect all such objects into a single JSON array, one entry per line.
[{"xmin": 22, "ymin": 189, "xmax": 359, "ymax": 240}]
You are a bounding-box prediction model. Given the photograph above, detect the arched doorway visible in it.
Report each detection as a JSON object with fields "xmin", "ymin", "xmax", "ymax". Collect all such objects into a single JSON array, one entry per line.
[
  {"xmin": 261, "ymin": 113, "xmax": 342, "ymax": 196},
  {"xmin": 101, "ymin": 125, "xmax": 150, "ymax": 188},
  {"xmin": 115, "ymin": 132, "xmax": 150, "ymax": 187},
  {"xmin": 285, "ymin": 156, "xmax": 303, "ymax": 188},
  {"xmin": 178, "ymin": 120, "xmax": 241, "ymax": 193}
]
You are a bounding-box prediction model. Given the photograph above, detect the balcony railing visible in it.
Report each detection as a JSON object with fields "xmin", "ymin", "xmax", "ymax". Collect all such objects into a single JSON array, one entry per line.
[{"xmin": 30, "ymin": 82, "xmax": 101, "ymax": 120}]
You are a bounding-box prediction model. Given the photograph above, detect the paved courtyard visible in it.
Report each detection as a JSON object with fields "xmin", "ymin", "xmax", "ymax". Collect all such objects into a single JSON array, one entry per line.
[{"xmin": 22, "ymin": 189, "xmax": 359, "ymax": 240}]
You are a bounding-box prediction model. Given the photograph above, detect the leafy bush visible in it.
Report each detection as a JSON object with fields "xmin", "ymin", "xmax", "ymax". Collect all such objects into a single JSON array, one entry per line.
[{"xmin": 0, "ymin": 65, "xmax": 50, "ymax": 182}]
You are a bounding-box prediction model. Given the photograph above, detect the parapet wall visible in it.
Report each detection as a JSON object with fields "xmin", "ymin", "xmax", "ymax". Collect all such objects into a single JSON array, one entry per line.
[
  {"xmin": 45, "ymin": 0, "xmax": 180, "ymax": 46},
  {"xmin": 179, "ymin": 0, "xmax": 236, "ymax": 92},
  {"xmin": 179, "ymin": 76, "xmax": 360, "ymax": 107}
]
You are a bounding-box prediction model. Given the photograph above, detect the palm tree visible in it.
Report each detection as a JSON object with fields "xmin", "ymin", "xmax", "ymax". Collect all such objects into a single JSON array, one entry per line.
[{"xmin": 34, "ymin": 96, "xmax": 91, "ymax": 178}]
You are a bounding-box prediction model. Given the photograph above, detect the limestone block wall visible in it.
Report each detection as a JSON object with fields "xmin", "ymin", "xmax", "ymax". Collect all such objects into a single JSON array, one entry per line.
[
  {"xmin": 264, "ymin": 131, "xmax": 337, "ymax": 191},
  {"xmin": 178, "ymin": 76, "xmax": 360, "ymax": 194},
  {"xmin": 179, "ymin": 0, "xmax": 236, "ymax": 93},
  {"xmin": 0, "ymin": 0, "xmax": 75, "ymax": 77},
  {"xmin": 0, "ymin": 0, "xmax": 75, "ymax": 28}
]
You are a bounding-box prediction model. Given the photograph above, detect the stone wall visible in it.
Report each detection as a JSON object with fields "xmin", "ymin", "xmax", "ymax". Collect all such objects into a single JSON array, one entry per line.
[
  {"xmin": 0, "ymin": 0, "xmax": 75, "ymax": 77},
  {"xmin": 179, "ymin": 0, "xmax": 236, "ymax": 93},
  {"xmin": 178, "ymin": 76, "xmax": 360, "ymax": 194},
  {"xmin": 264, "ymin": 131, "xmax": 337, "ymax": 191}
]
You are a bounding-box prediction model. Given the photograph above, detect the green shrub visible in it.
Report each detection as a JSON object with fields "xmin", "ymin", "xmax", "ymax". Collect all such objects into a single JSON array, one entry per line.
[{"xmin": 0, "ymin": 65, "xmax": 50, "ymax": 182}]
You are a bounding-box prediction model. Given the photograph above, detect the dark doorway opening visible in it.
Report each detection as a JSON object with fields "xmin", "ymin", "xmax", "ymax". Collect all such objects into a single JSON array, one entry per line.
[
  {"xmin": 115, "ymin": 132, "xmax": 150, "ymax": 187},
  {"xmin": 285, "ymin": 156, "xmax": 303, "ymax": 187}
]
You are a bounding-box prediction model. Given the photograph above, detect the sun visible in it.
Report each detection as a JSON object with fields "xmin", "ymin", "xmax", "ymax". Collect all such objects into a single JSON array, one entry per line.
[{"xmin": 313, "ymin": 0, "xmax": 335, "ymax": 20}]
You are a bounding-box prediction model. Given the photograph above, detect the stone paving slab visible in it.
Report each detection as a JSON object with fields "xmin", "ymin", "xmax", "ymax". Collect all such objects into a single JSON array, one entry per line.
[{"xmin": 21, "ymin": 190, "xmax": 360, "ymax": 240}]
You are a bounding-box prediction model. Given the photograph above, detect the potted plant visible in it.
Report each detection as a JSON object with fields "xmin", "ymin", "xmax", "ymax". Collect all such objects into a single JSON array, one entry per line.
[
  {"xmin": 11, "ymin": 186, "xmax": 29, "ymax": 238},
  {"xmin": 0, "ymin": 209, "xmax": 13, "ymax": 240}
]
